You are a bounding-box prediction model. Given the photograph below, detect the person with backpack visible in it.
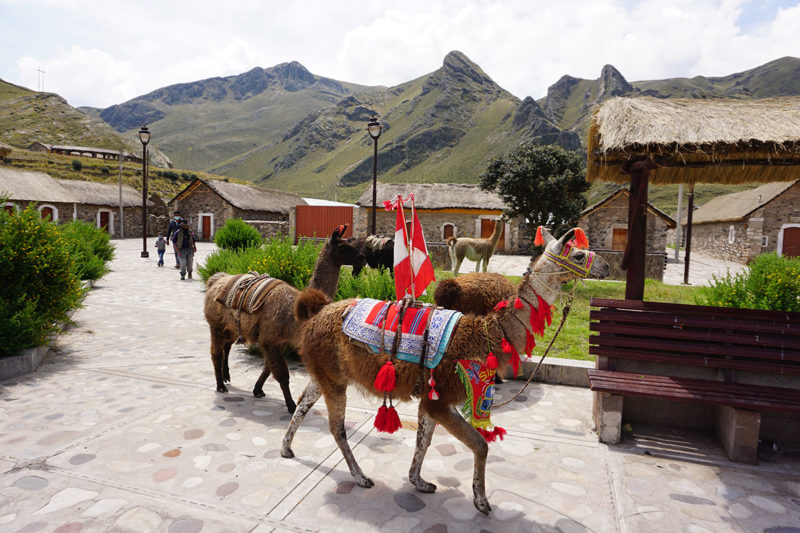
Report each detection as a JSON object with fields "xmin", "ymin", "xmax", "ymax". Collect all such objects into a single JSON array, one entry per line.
[
  {"xmin": 166, "ymin": 211, "xmax": 182, "ymax": 269},
  {"xmin": 173, "ymin": 219, "xmax": 197, "ymax": 280}
]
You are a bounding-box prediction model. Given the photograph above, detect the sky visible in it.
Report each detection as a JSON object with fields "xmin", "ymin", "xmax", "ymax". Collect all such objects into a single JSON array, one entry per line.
[{"xmin": 1, "ymin": 0, "xmax": 800, "ymax": 109}]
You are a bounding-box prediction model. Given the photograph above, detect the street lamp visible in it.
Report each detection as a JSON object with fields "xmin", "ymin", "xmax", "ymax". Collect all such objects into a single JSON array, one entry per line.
[
  {"xmin": 367, "ymin": 116, "xmax": 382, "ymax": 235},
  {"xmin": 138, "ymin": 124, "xmax": 151, "ymax": 258}
]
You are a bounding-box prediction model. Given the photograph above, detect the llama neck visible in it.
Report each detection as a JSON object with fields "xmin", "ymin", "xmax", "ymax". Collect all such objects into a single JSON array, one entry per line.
[
  {"xmin": 489, "ymin": 220, "xmax": 503, "ymax": 246},
  {"xmin": 496, "ymin": 272, "xmax": 561, "ymax": 355},
  {"xmin": 308, "ymin": 244, "xmax": 341, "ymax": 299}
]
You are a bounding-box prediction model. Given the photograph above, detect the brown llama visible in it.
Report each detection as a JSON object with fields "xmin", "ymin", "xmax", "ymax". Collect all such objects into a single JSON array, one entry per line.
[
  {"xmin": 280, "ymin": 227, "xmax": 609, "ymax": 514},
  {"xmin": 433, "ymin": 272, "xmax": 516, "ymax": 315},
  {"xmin": 203, "ymin": 225, "xmax": 363, "ymax": 413},
  {"xmin": 448, "ymin": 217, "xmax": 505, "ymax": 275}
]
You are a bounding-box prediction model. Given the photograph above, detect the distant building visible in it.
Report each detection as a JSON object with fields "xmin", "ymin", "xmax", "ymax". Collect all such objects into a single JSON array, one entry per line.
[
  {"xmin": 27, "ymin": 141, "xmax": 142, "ymax": 163},
  {"xmin": 673, "ymin": 180, "xmax": 800, "ymax": 262},
  {"xmin": 168, "ymin": 177, "xmax": 307, "ymax": 241}
]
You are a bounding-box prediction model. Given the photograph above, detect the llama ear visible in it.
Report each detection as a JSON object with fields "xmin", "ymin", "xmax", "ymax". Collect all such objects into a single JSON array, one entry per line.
[
  {"xmin": 535, "ymin": 226, "xmax": 555, "ymax": 247},
  {"xmin": 557, "ymin": 229, "xmax": 576, "ymax": 249}
]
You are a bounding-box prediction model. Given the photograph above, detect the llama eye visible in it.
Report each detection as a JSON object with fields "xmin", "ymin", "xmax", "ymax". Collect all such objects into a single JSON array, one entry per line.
[{"xmin": 574, "ymin": 252, "xmax": 585, "ymax": 260}]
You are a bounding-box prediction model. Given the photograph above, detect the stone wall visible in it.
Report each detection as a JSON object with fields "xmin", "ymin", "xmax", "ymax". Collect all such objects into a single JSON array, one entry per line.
[
  {"xmin": 686, "ymin": 221, "xmax": 750, "ymax": 263},
  {"xmin": 170, "ymin": 182, "xmax": 233, "ymax": 241},
  {"xmin": 248, "ymin": 220, "xmax": 289, "ymax": 240},
  {"xmin": 594, "ymin": 250, "xmax": 666, "ymax": 281},
  {"xmin": 579, "ymin": 194, "xmax": 671, "ymax": 253}
]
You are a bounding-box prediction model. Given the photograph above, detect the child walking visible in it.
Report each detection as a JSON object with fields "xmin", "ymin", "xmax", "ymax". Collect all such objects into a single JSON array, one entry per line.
[{"xmin": 154, "ymin": 232, "xmax": 167, "ymax": 267}]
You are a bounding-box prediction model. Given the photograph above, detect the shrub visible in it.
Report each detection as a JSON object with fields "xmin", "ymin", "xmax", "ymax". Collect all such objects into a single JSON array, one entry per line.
[
  {"xmin": 159, "ymin": 170, "xmax": 180, "ymax": 180},
  {"xmin": 100, "ymin": 166, "xmax": 110, "ymax": 174},
  {"xmin": 214, "ymin": 218, "xmax": 262, "ymax": 251},
  {"xmin": 697, "ymin": 252, "xmax": 800, "ymax": 312},
  {"xmin": 71, "ymin": 159, "xmax": 82, "ymax": 171},
  {"xmin": 57, "ymin": 220, "xmax": 115, "ymax": 280},
  {"xmin": 0, "ymin": 204, "xmax": 83, "ymax": 356}
]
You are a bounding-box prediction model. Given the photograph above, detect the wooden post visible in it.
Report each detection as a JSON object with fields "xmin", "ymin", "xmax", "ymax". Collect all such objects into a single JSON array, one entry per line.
[
  {"xmin": 622, "ymin": 162, "xmax": 650, "ymax": 300},
  {"xmin": 683, "ymin": 184, "xmax": 695, "ymax": 285}
]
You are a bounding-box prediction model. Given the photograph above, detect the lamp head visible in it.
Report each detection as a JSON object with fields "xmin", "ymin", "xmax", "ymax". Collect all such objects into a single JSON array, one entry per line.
[
  {"xmin": 367, "ymin": 117, "xmax": 382, "ymax": 140},
  {"xmin": 138, "ymin": 125, "xmax": 151, "ymax": 146}
]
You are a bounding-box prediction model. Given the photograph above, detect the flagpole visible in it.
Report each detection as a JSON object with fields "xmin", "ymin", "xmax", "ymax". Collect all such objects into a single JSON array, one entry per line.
[{"xmin": 408, "ymin": 194, "xmax": 416, "ymax": 301}]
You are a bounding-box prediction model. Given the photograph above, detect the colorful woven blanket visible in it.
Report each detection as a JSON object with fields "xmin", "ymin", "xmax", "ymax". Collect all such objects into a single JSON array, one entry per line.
[
  {"xmin": 341, "ymin": 299, "xmax": 462, "ymax": 369},
  {"xmin": 214, "ymin": 272, "xmax": 283, "ymax": 314}
]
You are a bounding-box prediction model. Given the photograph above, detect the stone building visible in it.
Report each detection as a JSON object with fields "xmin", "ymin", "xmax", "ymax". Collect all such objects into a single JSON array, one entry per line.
[
  {"xmin": 578, "ymin": 188, "xmax": 675, "ymax": 280},
  {"xmin": 27, "ymin": 141, "xmax": 142, "ymax": 163},
  {"xmin": 0, "ymin": 167, "xmax": 154, "ymax": 237},
  {"xmin": 674, "ymin": 180, "xmax": 800, "ymax": 262},
  {"xmin": 167, "ymin": 177, "xmax": 307, "ymax": 241},
  {"xmin": 354, "ymin": 182, "xmax": 523, "ymax": 254}
]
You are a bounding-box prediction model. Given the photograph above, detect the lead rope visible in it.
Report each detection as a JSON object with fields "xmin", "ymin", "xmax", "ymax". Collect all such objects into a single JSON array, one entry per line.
[{"xmin": 493, "ymin": 289, "xmax": 575, "ymax": 408}]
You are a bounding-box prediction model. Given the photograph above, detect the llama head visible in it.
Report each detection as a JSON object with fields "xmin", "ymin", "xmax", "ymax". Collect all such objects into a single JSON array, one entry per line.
[
  {"xmin": 531, "ymin": 227, "xmax": 610, "ymax": 283},
  {"xmin": 328, "ymin": 224, "xmax": 365, "ymax": 267}
]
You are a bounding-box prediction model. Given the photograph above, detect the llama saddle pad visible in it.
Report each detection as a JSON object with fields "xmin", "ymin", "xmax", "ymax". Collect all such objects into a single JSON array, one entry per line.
[
  {"xmin": 341, "ymin": 299, "xmax": 462, "ymax": 369},
  {"xmin": 215, "ymin": 273, "xmax": 284, "ymax": 314}
]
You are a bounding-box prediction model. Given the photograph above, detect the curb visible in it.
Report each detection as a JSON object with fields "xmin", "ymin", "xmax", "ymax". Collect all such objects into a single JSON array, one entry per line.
[
  {"xmin": 0, "ymin": 279, "xmax": 95, "ymax": 382},
  {"xmin": 506, "ymin": 357, "xmax": 592, "ymax": 388}
]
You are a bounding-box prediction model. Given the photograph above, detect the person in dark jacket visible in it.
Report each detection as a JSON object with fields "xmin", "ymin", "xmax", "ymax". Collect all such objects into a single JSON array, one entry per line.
[
  {"xmin": 173, "ymin": 219, "xmax": 197, "ymax": 280},
  {"xmin": 166, "ymin": 211, "xmax": 182, "ymax": 269}
]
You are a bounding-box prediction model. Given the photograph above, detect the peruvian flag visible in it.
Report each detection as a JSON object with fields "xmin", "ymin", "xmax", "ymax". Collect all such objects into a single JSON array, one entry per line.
[{"xmin": 384, "ymin": 194, "xmax": 435, "ymax": 299}]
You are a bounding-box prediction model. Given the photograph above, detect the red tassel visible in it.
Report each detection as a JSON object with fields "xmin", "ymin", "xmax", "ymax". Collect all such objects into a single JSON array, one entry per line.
[
  {"xmin": 428, "ymin": 374, "xmax": 439, "ymax": 400},
  {"xmin": 501, "ymin": 338, "xmax": 514, "ymax": 354},
  {"xmin": 534, "ymin": 226, "xmax": 544, "ymax": 246},
  {"xmin": 477, "ymin": 428, "xmax": 494, "ymax": 442},
  {"xmin": 537, "ymin": 295, "xmax": 553, "ymax": 327},
  {"xmin": 525, "ymin": 331, "xmax": 536, "ymax": 355},
  {"xmin": 374, "ymin": 360, "xmax": 396, "ymax": 392},
  {"xmin": 486, "ymin": 352, "xmax": 498, "ymax": 369},
  {"xmin": 374, "ymin": 404, "xmax": 388, "ymax": 431},
  {"xmin": 574, "ymin": 228, "xmax": 589, "ymax": 249},
  {"xmin": 383, "ymin": 405, "xmax": 401, "ymax": 433},
  {"xmin": 514, "ymin": 297, "xmax": 523, "ymax": 310},
  {"xmin": 493, "ymin": 300, "xmax": 508, "ymax": 311},
  {"xmin": 511, "ymin": 352, "xmax": 520, "ymax": 377},
  {"xmin": 492, "ymin": 427, "xmax": 507, "ymax": 441}
]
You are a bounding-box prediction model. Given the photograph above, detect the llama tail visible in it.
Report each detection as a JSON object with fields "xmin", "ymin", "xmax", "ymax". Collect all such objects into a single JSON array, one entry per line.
[
  {"xmin": 294, "ymin": 288, "xmax": 331, "ymax": 322},
  {"xmin": 432, "ymin": 278, "xmax": 462, "ymax": 310}
]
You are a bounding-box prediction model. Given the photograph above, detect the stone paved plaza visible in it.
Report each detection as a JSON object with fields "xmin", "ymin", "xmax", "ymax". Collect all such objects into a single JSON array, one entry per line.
[{"xmin": 0, "ymin": 239, "xmax": 797, "ymax": 532}]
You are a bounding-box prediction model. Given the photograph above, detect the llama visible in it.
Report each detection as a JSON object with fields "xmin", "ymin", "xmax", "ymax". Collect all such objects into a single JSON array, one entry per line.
[
  {"xmin": 448, "ymin": 217, "xmax": 505, "ymax": 275},
  {"xmin": 348, "ymin": 235, "xmax": 394, "ymax": 276},
  {"xmin": 203, "ymin": 225, "xmax": 363, "ymax": 413},
  {"xmin": 280, "ymin": 227, "xmax": 609, "ymax": 514},
  {"xmin": 433, "ymin": 272, "xmax": 516, "ymax": 315}
]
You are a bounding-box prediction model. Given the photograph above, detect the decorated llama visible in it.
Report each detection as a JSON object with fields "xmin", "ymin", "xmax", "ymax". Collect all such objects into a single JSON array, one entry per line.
[{"xmin": 280, "ymin": 226, "xmax": 608, "ymax": 514}]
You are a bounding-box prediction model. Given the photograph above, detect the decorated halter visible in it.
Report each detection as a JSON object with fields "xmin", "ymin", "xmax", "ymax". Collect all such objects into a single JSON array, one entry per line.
[{"xmin": 542, "ymin": 241, "xmax": 596, "ymax": 278}]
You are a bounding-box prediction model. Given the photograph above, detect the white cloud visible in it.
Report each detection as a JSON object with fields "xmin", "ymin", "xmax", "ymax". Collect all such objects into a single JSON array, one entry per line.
[{"xmin": 3, "ymin": 0, "xmax": 800, "ymax": 108}]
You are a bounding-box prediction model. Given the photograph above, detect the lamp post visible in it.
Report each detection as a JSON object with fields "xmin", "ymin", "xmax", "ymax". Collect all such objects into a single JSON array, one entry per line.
[
  {"xmin": 367, "ymin": 116, "xmax": 382, "ymax": 235},
  {"xmin": 138, "ymin": 125, "xmax": 151, "ymax": 258}
]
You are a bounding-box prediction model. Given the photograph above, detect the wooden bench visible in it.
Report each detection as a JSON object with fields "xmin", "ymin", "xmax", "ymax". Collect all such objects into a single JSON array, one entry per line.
[{"xmin": 587, "ymin": 298, "xmax": 800, "ymax": 463}]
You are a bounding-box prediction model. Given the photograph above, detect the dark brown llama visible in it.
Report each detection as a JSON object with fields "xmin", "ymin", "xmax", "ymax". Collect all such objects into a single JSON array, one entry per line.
[
  {"xmin": 280, "ymin": 227, "xmax": 609, "ymax": 514},
  {"xmin": 203, "ymin": 225, "xmax": 362, "ymax": 413}
]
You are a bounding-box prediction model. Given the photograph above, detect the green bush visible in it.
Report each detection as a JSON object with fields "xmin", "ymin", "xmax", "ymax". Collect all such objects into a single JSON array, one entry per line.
[
  {"xmin": 71, "ymin": 159, "xmax": 82, "ymax": 171},
  {"xmin": 198, "ymin": 236, "xmax": 322, "ymax": 289},
  {"xmin": 57, "ymin": 220, "xmax": 115, "ymax": 280},
  {"xmin": 697, "ymin": 252, "xmax": 800, "ymax": 312},
  {"xmin": 100, "ymin": 166, "xmax": 110, "ymax": 174},
  {"xmin": 214, "ymin": 218, "xmax": 262, "ymax": 252},
  {"xmin": 0, "ymin": 204, "xmax": 84, "ymax": 356}
]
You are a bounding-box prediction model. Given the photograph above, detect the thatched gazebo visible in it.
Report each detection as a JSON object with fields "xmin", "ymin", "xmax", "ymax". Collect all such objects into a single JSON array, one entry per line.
[{"xmin": 586, "ymin": 96, "xmax": 800, "ymax": 299}]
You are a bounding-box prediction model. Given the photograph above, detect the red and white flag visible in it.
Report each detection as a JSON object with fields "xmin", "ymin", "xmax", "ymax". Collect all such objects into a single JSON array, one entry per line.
[{"xmin": 384, "ymin": 194, "xmax": 435, "ymax": 299}]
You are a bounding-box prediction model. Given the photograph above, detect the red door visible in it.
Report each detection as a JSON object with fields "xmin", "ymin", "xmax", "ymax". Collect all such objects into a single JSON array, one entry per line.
[
  {"xmin": 480, "ymin": 219, "xmax": 505, "ymax": 252},
  {"xmin": 4, "ymin": 204, "xmax": 15, "ymax": 214},
  {"xmin": 782, "ymin": 227, "xmax": 800, "ymax": 257},
  {"xmin": 202, "ymin": 215, "xmax": 212, "ymax": 241},
  {"xmin": 99, "ymin": 211, "xmax": 110, "ymax": 232},
  {"xmin": 40, "ymin": 206, "xmax": 54, "ymax": 220}
]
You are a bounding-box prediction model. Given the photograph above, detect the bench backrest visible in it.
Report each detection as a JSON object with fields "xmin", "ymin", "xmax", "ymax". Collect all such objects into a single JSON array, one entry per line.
[{"xmin": 589, "ymin": 298, "xmax": 800, "ymax": 376}]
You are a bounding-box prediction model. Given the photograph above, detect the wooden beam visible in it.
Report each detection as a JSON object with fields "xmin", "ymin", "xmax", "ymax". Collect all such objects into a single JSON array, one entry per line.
[{"xmin": 622, "ymin": 162, "xmax": 649, "ymax": 300}]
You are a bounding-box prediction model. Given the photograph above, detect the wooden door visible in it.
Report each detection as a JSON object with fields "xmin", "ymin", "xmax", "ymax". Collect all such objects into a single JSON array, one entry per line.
[
  {"xmin": 782, "ymin": 227, "xmax": 800, "ymax": 257},
  {"xmin": 202, "ymin": 215, "xmax": 212, "ymax": 241},
  {"xmin": 443, "ymin": 224, "xmax": 454, "ymax": 240},
  {"xmin": 40, "ymin": 206, "xmax": 54, "ymax": 221},
  {"xmin": 480, "ymin": 219, "xmax": 505, "ymax": 252},
  {"xmin": 612, "ymin": 228, "xmax": 627, "ymax": 251},
  {"xmin": 99, "ymin": 211, "xmax": 110, "ymax": 232},
  {"xmin": 4, "ymin": 204, "xmax": 15, "ymax": 214}
]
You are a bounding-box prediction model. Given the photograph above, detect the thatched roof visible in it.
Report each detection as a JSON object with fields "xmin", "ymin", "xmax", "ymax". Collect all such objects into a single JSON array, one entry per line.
[
  {"xmin": 355, "ymin": 182, "xmax": 507, "ymax": 210},
  {"xmin": 579, "ymin": 188, "xmax": 675, "ymax": 228},
  {"xmin": 680, "ymin": 180, "xmax": 798, "ymax": 225},
  {"xmin": 587, "ymin": 96, "xmax": 800, "ymax": 185},
  {"xmin": 170, "ymin": 178, "xmax": 306, "ymax": 214},
  {"xmin": 0, "ymin": 167, "xmax": 77, "ymax": 203},
  {"xmin": 56, "ymin": 179, "xmax": 152, "ymax": 208}
]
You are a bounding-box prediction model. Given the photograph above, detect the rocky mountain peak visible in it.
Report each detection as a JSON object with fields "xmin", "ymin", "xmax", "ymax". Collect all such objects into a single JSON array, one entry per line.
[{"xmin": 598, "ymin": 64, "xmax": 633, "ymax": 98}]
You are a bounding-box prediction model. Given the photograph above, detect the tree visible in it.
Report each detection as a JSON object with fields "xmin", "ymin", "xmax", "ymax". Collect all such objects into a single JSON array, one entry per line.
[{"xmin": 479, "ymin": 143, "xmax": 588, "ymax": 238}]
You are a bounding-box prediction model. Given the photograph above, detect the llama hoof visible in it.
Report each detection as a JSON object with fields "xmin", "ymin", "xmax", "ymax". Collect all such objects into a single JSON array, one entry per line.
[
  {"xmin": 216, "ymin": 384, "xmax": 228, "ymax": 393},
  {"xmin": 411, "ymin": 479, "xmax": 437, "ymax": 493},
  {"xmin": 253, "ymin": 389, "xmax": 265, "ymax": 398},
  {"xmin": 356, "ymin": 476, "xmax": 374, "ymax": 488},
  {"xmin": 286, "ymin": 401, "xmax": 297, "ymax": 414},
  {"xmin": 474, "ymin": 497, "xmax": 491, "ymax": 515},
  {"xmin": 280, "ymin": 446, "xmax": 294, "ymax": 459}
]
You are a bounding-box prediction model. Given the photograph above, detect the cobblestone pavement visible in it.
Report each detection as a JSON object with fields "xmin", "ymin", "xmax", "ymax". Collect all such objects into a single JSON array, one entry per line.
[{"xmin": 1, "ymin": 239, "xmax": 798, "ymax": 532}]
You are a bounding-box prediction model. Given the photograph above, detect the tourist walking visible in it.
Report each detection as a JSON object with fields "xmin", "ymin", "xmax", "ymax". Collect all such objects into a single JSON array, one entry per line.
[
  {"xmin": 166, "ymin": 211, "xmax": 182, "ymax": 269},
  {"xmin": 173, "ymin": 219, "xmax": 197, "ymax": 280},
  {"xmin": 154, "ymin": 232, "xmax": 167, "ymax": 267}
]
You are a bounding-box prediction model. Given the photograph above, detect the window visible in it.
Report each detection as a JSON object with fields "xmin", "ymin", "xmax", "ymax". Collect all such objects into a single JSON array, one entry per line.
[
  {"xmin": 38, "ymin": 204, "xmax": 58, "ymax": 221},
  {"xmin": 442, "ymin": 223, "xmax": 455, "ymax": 240},
  {"xmin": 2, "ymin": 202, "xmax": 17, "ymax": 214},
  {"xmin": 728, "ymin": 225, "xmax": 736, "ymax": 244},
  {"xmin": 762, "ymin": 235, "xmax": 769, "ymax": 247}
]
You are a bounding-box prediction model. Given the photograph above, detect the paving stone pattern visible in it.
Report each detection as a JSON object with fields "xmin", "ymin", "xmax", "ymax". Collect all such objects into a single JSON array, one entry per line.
[{"xmin": 0, "ymin": 239, "xmax": 797, "ymax": 532}]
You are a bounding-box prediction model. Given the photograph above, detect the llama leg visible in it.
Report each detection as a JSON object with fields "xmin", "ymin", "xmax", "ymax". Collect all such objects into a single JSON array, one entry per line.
[
  {"xmin": 408, "ymin": 406, "xmax": 437, "ymax": 493},
  {"xmin": 427, "ymin": 404, "xmax": 491, "ymax": 514},
  {"xmin": 222, "ymin": 342, "xmax": 232, "ymax": 383},
  {"xmin": 280, "ymin": 380, "xmax": 322, "ymax": 458},
  {"xmin": 322, "ymin": 382, "xmax": 373, "ymax": 488},
  {"xmin": 260, "ymin": 343, "xmax": 295, "ymax": 413},
  {"xmin": 210, "ymin": 331, "xmax": 229, "ymax": 393},
  {"xmin": 454, "ymin": 254, "xmax": 463, "ymax": 276},
  {"xmin": 252, "ymin": 353, "xmax": 271, "ymax": 399}
]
